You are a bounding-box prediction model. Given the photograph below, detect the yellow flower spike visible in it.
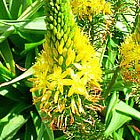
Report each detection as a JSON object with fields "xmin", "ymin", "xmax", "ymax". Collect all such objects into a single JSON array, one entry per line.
[
  {"xmin": 90, "ymin": 80, "xmax": 101, "ymax": 89},
  {"xmin": 31, "ymin": 0, "xmax": 102, "ymax": 132},
  {"xmin": 71, "ymin": 0, "xmax": 112, "ymax": 20},
  {"xmin": 120, "ymin": 32, "xmax": 140, "ymax": 83}
]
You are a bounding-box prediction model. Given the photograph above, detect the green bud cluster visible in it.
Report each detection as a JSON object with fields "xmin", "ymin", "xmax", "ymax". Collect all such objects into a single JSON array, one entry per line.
[{"xmin": 45, "ymin": 0, "xmax": 75, "ymax": 64}]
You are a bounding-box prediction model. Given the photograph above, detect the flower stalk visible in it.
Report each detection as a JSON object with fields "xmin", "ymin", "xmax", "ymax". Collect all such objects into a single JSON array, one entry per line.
[{"xmin": 30, "ymin": 0, "xmax": 102, "ymax": 132}]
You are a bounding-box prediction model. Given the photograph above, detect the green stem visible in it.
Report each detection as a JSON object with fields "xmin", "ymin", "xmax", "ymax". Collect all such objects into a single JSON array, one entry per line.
[
  {"xmin": 121, "ymin": 14, "xmax": 132, "ymax": 32},
  {"xmin": 104, "ymin": 66, "xmax": 121, "ymax": 99}
]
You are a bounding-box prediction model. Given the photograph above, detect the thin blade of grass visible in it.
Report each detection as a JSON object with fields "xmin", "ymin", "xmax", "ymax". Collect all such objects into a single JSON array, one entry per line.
[{"xmin": 0, "ymin": 40, "xmax": 15, "ymax": 74}]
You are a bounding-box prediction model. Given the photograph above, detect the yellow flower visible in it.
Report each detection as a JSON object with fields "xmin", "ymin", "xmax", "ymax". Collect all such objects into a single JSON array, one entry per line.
[
  {"xmin": 68, "ymin": 69, "xmax": 89, "ymax": 97},
  {"xmin": 30, "ymin": 0, "xmax": 102, "ymax": 131},
  {"xmin": 71, "ymin": 0, "xmax": 112, "ymax": 20},
  {"xmin": 120, "ymin": 32, "xmax": 140, "ymax": 83},
  {"xmin": 47, "ymin": 66, "xmax": 73, "ymax": 93}
]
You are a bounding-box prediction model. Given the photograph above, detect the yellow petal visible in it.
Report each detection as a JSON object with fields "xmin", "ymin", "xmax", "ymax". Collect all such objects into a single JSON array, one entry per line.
[
  {"xmin": 77, "ymin": 95, "xmax": 85, "ymax": 114},
  {"xmin": 68, "ymin": 86, "xmax": 74, "ymax": 97},
  {"xmin": 54, "ymin": 91, "xmax": 59, "ymax": 103},
  {"xmin": 71, "ymin": 97, "xmax": 79, "ymax": 115}
]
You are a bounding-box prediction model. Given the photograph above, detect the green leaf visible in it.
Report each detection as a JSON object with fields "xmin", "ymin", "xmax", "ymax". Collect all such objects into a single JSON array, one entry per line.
[
  {"xmin": 0, "ymin": 95, "xmax": 15, "ymax": 119},
  {"xmin": 105, "ymin": 93, "xmax": 133, "ymax": 137},
  {"xmin": 0, "ymin": 22, "xmax": 9, "ymax": 34},
  {"xmin": 116, "ymin": 127, "xmax": 124, "ymax": 139},
  {"xmin": 0, "ymin": 62, "xmax": 14, "ymax": 81},
  {"xmin": 105, "ymin": 110, "xmax": 131, "ymax": 137},
  {"xmin": 32, "ymin": 91, "xmax": 54, "ymax": 140},
  {"xmin": 37, "ymin": 122, "xmax": 54, "ymax": 140},
  {"xmin": 0, "ymin": 102, "xmax": 30, "ymax": 140},
  {"xmin": 0, "ymin": 67, "xmax": 33, "ymax": 88},
  {"xmin": 1, "ymin": 102, "xmax": 32, "ymax": 120},
  {"xmin": 9, "ymin": 0, "xmax": 33, "ymax": 19},
  {"xmin": 105, "ymin": 92, "xmax": 119, "ymax": 125},
  {"xmin": 25, "ymin": 50, "xmax": 35, "ymax": 69},
  {"xmin": 0, "ymin": 25, "xmax": 15, "ymax": 43},
  {"xmin": 0, "ymin": 0, "xmax": 11, "ymax": 19},
  {"xmin": 24, "ymin": 117, "xmax": 37, "ymax": 140},
  {"xmin": 21, "ymin": 16, "xmax": 46, "ymax": 33},
  {"xmin": 0, "ymin": 86, "xmax": 23, "ymax": 101},
  {"xmin": 127, "ymin": 125, "xmax": 140, "ymax": 140},
  {"xmin": 30, "ymin": 111, "xmax": 42, "ymax": 136},
  {"xmin": 0, "ymin": 0, "xmax": 44, "ymax": 43},
  {"xmin": 115, "ymin": 101, "xmax": 140, "ymax": 121},
  {"xmin": 0, "ymin": 40, "xmax": 15, "ymax": 74},
  {"xmin": 18, "ymin": 0, "xmax": 44, "ymax": 20},
  {"xmin": 9, "ymin": 0, "xmax": 24, "ymax": 19},
  {"xmin": 20, "ymin": 39, "xmax": 45, "ymax": 55},
  {"xmin": 108, "ymin": 38, "xmax": 118, "ymax": 48},
  {"xmin": 0, "ymin": 115, "xmax": 28, "ymax": 140},
  {"xmin": 112, "ymin": 127, "xmax": 124, "ymax": 140},
  {"xmin": 55, "ymin": 136, "xmax": 66, "ymax": 140},
  {"xmin": 113, "ymin": 132, "xmax": 124, "ymax": 140}
]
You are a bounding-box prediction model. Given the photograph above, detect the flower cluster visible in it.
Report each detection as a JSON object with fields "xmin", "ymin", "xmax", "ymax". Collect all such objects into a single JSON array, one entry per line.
[
  {"xmin": 30, "ymin": 0, "xmax": 102, "ymax": 131},
  {"xmin": 71, "ymin": 0, "xmax": 112, "ymax": 20},
  {"xmin": 120, "ymin": 32, "xmax": 140, "ymax": 83}
]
